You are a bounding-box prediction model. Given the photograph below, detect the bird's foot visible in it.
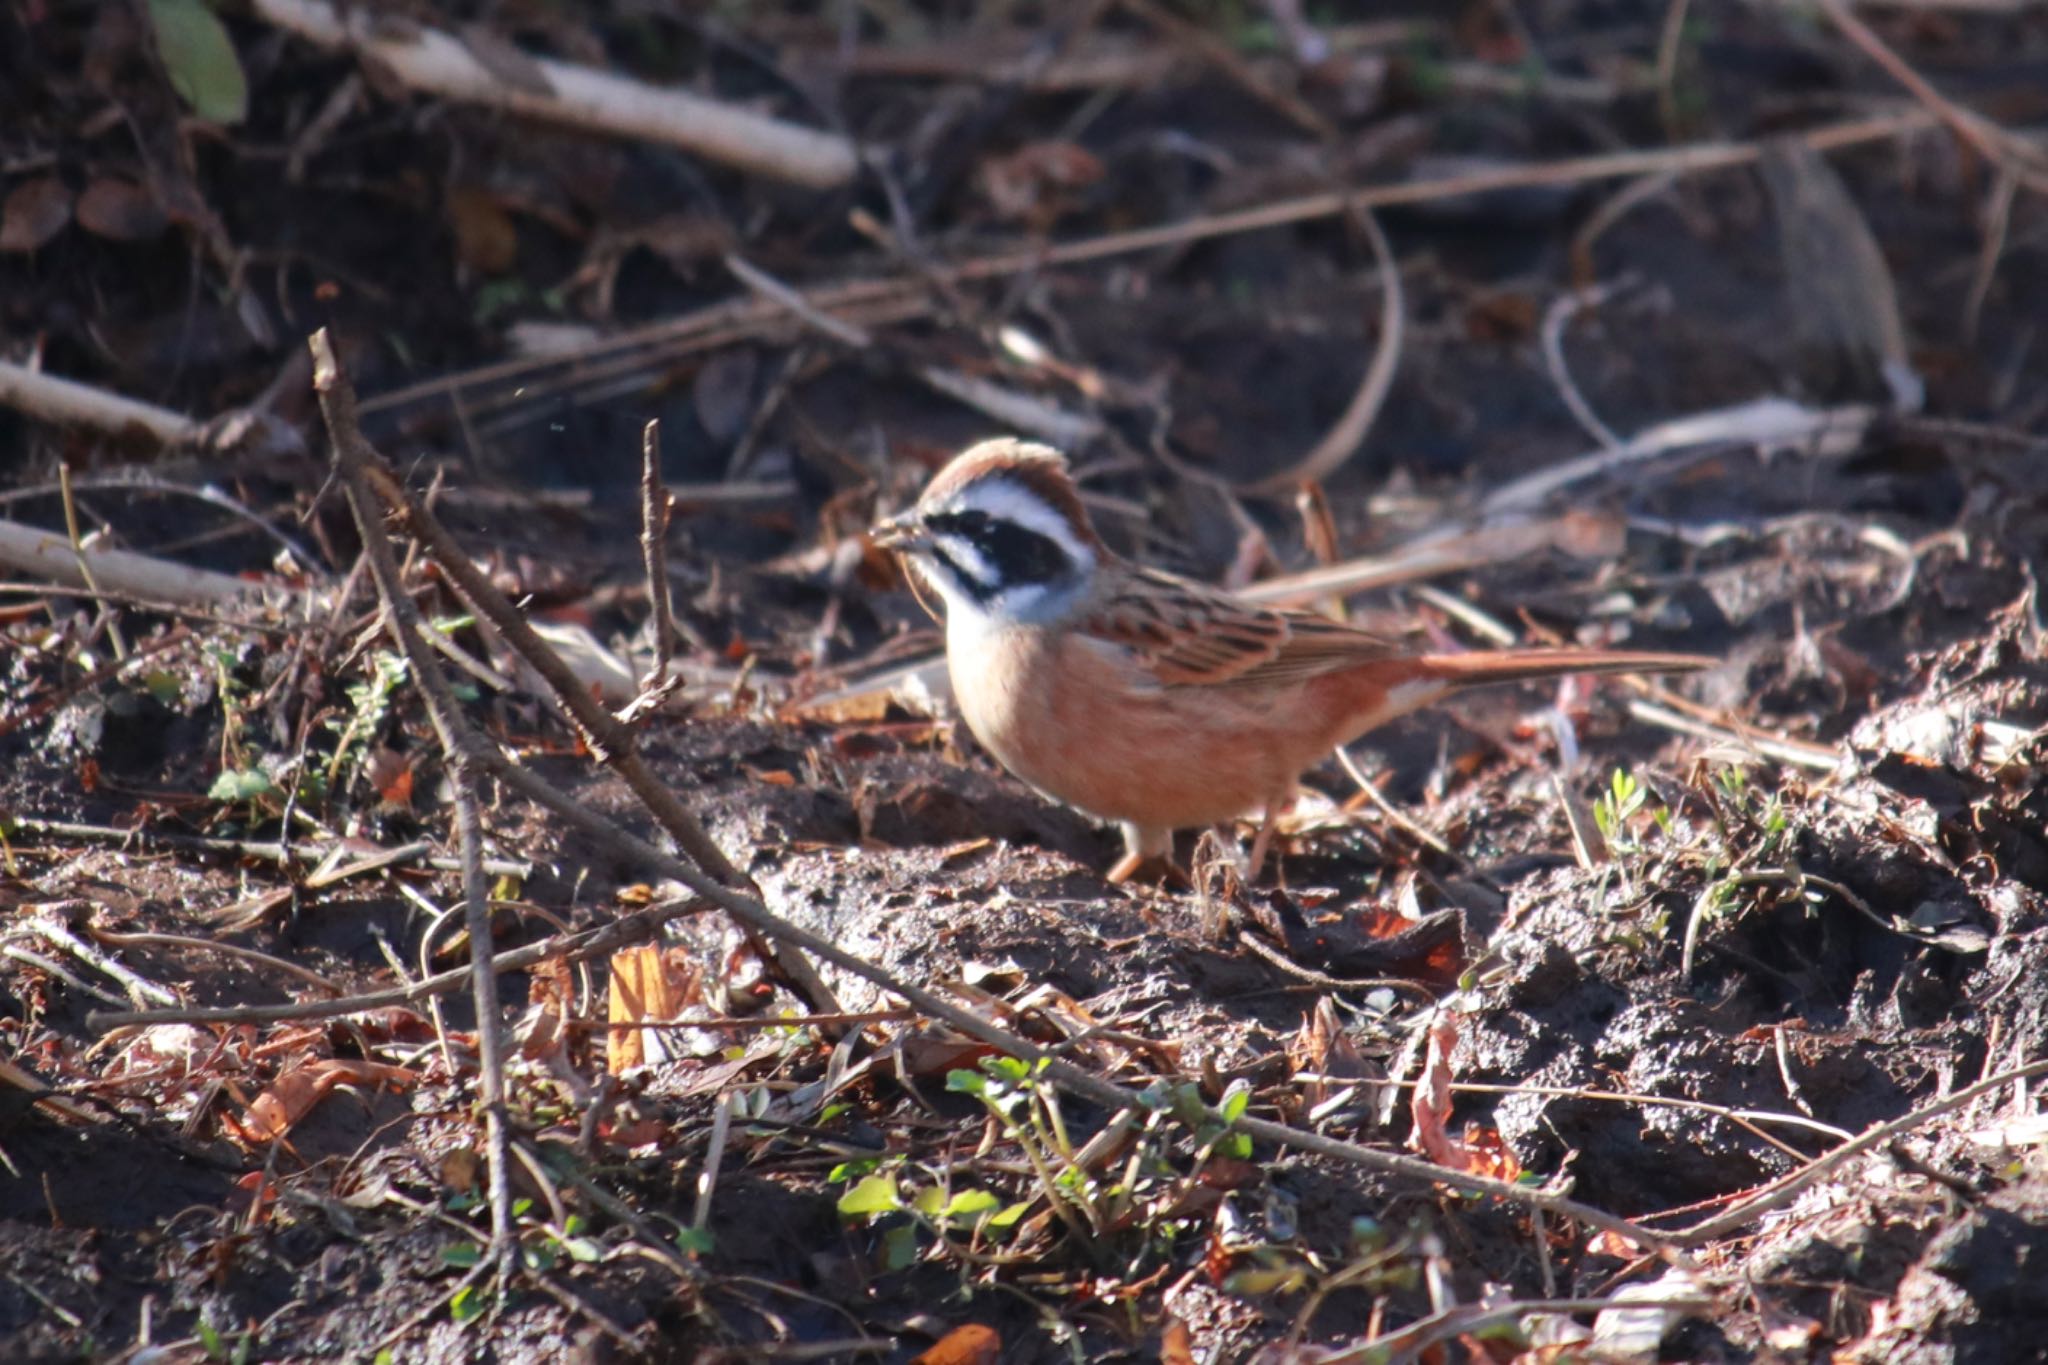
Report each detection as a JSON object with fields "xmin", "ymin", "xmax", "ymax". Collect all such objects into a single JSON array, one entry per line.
[{"xmin": 1107, "ymin": 852, "xmax": 1191, "ymax": 889}]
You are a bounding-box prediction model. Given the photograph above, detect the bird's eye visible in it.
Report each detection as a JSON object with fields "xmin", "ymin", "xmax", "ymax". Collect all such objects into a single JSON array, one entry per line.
[{"xmin": 925, "ymin": 508, "xmax": 988, "ymax": 536}]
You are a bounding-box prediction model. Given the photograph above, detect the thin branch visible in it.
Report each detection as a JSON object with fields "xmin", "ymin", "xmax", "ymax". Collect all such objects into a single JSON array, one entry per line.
[
  {"xmin": 1238, "ymin": 206, "xmax": 1403, "ymax": 494},
  {"xmin": 4, "ymin": 819, "xmax": 529, "ymax": 879},
  {"xmin": 0, "ymin": 358, "xmax": 199, "ymax": 447},
  {"xmin": 1816, "ymin": 0, "xmax": 2048, "ymax": 192},
  {"xmin": 0, "ymin": 519, "xmax": 258, "ymax": 607},
  {"xmin": 1673, "ymin": 1058, "xmax": 2048, "ymax": 1245},
  {"xmin": 87, "ymin": 900, "xmax": 706, "ymax": 1029},
  {"xmin": 639, "ymin": 420, "xmax": 677, "ymax": 682},
  {"xmin": 346, "ymin": 454, "xmax": 844, "ymax": 1018},
  {"xmin": 311, "ymin": 329, "xmax": 517, "ymax": 1276},
  {"xmin": 1540, "ymin": 279, "xmax": 1630, "ymax": 450},
  {"xmin": 355, "ymin": 110, "xmax": 1935, "ymax": 431},
  {"xmin": 248, "ymin": 0, "xmax": 857, "ymax": 188}
]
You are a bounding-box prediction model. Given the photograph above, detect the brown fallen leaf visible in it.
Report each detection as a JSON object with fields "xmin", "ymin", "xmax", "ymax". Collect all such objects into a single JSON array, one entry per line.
[
  {"xmin": 1407, "ymin": 1013, "xmax": 1521, "ymax": 1181},
  {"xmin": 0, "ymin": 177, "xmax": 73, "ymax": 253},
  {"xmin": 234, "ymin": 1058, "xmax": 417, "ymax": 1145},
  {"xmin": 446, "ymin": 185, "xmax": 519, "ymax": 274},
  {"xmin": 74, "ymin": 177, "xmax": 169, "ymax": 241},
  {"xmin": 912, "ymin": 1322, "xmax": 1000, "ymax": 1365},
  {"xmin": 608, "ymin": 942, "xmax": 685, "ymax": 1072}
]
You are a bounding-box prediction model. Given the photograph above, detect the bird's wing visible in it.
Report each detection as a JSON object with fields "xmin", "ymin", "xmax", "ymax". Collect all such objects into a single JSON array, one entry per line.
[{"xmin": 1082, "ymin": 567, "xmax": 1403, "ymax": 688}]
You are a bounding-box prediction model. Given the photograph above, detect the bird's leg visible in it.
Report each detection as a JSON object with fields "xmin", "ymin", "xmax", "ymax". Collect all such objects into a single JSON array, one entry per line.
[
  {"xmin": 1246, "ymin": 791, "xmax": 1298, "ymax": 886},
  {"xmin": 1109, "ymin": 823, "xmax": 1184, "ymax": 886}
]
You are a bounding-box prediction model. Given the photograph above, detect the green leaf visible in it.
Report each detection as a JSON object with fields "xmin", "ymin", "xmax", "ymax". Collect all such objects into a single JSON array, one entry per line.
[
  {"xmin": 449, "ymin": 1284, "xmax": 486, "ymax": 1323},
  {"xmin": 440, "ymin": 1243, "xmax": 482, "ymax": 1268},
  {"xmin": 836, "ymin": 1173, "xmax": 901, "ymax": 1218},
  {"xmin": 208, "ymin": 768, "xmax": 274, "ymax": 802},
  {"xmin": 987, "ymin": 1200, "xmax": 1032, "ymax": 1229},
  {"xmin": 1224, "ymin": 1264, "xmax": 1307, "ymax": 1295},
  {"xmin": 911, "ymin": 1185, "xmax": 946, "ymax": 1217},
  {"xmin": 943, "ymin": 1189, "xmax": 1001, "ymax": 1221},
  {"xmin": 982, "ymin": 1055, "xmax": 1031, "ymax": 1085},
  {"xmin": 674, "ymin": 1226, "xmax": 715, "ymax": 1256},
  {"xmin": 1220, "ymin": 1080, "xmax": 1252, "ymax": 1124},
  {"xmin": 882, "ymin": 1222, "xmax": 920, "ymax": 1270},
  {"xmin": 1220, "ymin": 1131, "xmax": 1253, "ymax": 1161},
  {"xmin": 945, "ymin": 1068, "xmax": 987, "ymax": 1096},
  {"xmin": 147, "ymin": 0, "xmax": 248, "ymax": 124},
  {"xmin": 559, "ymin": 1236, "xmax": 604, "ymax": 1264},
  {"xmin": 828, "ymin": 1156, "xmax": 880, "ymax": 1184}
]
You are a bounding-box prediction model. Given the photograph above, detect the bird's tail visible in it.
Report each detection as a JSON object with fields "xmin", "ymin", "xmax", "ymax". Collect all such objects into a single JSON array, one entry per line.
[{"xmin": 1416, "ymin": 648, "xmax": 1712, "ymax": 691}]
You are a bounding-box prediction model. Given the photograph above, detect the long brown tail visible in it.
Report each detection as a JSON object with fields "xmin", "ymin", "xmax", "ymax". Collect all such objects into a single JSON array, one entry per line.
[
  {"xmin": 1416, "ymin": 648, "xmax": 1712, "ymax": 691},
  {"xmin": 1331, "ymin": 649, "xmax": 1709, "ymax": 744}
]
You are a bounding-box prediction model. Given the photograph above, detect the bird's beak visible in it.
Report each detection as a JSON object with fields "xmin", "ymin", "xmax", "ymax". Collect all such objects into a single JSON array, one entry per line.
[{"xmin": 870, "ymin": 511, "xmax": 927, "ymax": 553}]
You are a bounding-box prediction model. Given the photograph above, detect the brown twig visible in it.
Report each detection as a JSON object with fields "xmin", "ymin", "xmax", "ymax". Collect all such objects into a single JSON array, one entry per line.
[
  {"xmin": 2, "ymin": 819, "xmax": 530, "ymax": 879},
  {"xmin": 1237, "ymin": 206, "xmax": 1403, "ymax": 494},
  {"xmin": 639, "ymin": 419, "xmax": 677, "ymax": 682},
  {"xmin": 86, "ymin": 900, "xmax": 707, "ymax": 1029},
  {"xmin": 353, "ymin": 456, "xmax": 844, "ymax": 1017},
  {"xmin": 249, "ymin": 0, "xmax": 856, "ymax": 188},
  {"xmin": 1325, "ymin": 1294, "xmax": 1720, "ymax": 1365},
  {"xmin": 1115, "ymin": 0, "xmax": 1333, "ymax": 139},
  {"xmin": 1672, "ymin": 1057, "xmax": 2048, "ymax": 1245},
  {"xmin": 354, "ymin": 111, "xmax": 1934, "ymax": 434},
  {"xmin": 310, "ymin": 329, "xmax": 518, "ymax": 1279},
  {"xmin": 1816, "ymin": 0, "xmax": 2048, "ymax": 193},
  {"xmin": 90, "ymin": 929, "xmax": 345, "ymax": 997}
]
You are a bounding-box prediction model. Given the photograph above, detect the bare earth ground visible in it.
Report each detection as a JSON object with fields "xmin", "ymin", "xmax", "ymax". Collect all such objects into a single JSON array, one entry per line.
[{"xmin": 2, "ymin": 2, "xmax": 2048, "ymax": 1362}]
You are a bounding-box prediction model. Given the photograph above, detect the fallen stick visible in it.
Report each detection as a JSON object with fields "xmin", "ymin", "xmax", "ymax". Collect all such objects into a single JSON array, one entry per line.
[
  {"xmin": 250, "ymin": 0, "xmax": 858, "ymax": 189},
  {"xmin": 0, "ymin": 359, "xmax": 199, "ymax": 447},
  {"xmin": 0, "ymin": 520, "xmax": 256, "ymax": 605}
]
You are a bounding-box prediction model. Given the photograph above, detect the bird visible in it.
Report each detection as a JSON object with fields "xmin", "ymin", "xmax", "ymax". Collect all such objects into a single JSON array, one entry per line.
[{"xmin": 870, "ymin": 438, "xmax": 1710, "ymax": 884}]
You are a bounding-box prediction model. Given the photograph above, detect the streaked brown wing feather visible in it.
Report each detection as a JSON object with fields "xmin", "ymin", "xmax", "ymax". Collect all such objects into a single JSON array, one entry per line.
[{"xmin": 1085, "ymin": 567, "xmax": 1401, "ymax": 688}]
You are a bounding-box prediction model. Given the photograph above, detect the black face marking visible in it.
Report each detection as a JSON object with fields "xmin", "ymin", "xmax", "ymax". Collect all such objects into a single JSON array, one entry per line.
[
  {"xmin": 925, "ymin": 540, "xmax": 995, "ymax": 603},
  {"xmin": 923, "ymin": 507, "xmax": 1073, "ymax": 589}
]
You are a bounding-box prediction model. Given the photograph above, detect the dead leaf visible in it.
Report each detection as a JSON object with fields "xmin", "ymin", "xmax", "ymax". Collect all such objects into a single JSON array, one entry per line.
[
  {"xmin": 75, "ymin": 178, "xmax": 168, "ymax": 241},
  {"xmin": 1586, "ymin": 1228, "xmax": 1645, "ymax": 1258},
  {"xmin": 1407, "ymin": 1012, "xmax": 1516, "ymax": 1179},
  {"xmin": 235, "ymin": 1059, "xmax": 416, "ymax": 1144},
  {"xmin": 608, "ymin": 943, "xmax": 684, "ymax": 1072},
  {"xmin": 978, "ymin": 141, "xmax": 1104, "ymax": 226},
  {"xmin": 1161, "ymin": 1318, "xmax": 1196, "ymax": 1365},
  {"xmin": 0, "ymin": 177, "xmax": 73, "ymax": 253},
  {"xmin": 363, "ymin": 747, "xmax": 414, "ymax": 809},
  {"xmin": 446, "ymin": 186, "xmax": 519, "ymax": 274},
  {"xmin": 911, "ymin": 1323, "xmax": 1000, "ymax": 1365},
  {"xmin": 439, "ymin": 1145, "xmax": 481, "ymax": 1194}
]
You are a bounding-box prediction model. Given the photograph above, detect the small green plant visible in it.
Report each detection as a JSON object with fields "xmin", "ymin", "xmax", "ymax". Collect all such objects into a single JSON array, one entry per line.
[
  {"xmin": 195, "ymin": 1320, "xmax": 254, "ymax": 1365},
  {"xmin": 322, "ymin": 649, "xmax": 408, "ymax": 797},
  {"xmin": 1592, "ymin": 766, "xmax": 1646, "ymax": 846},
  {"xmin": 832, "ymin": 1153, "xmax": 1032, "ymax": 1272},
  {"xmin": 1593, "ymin": 766, "xmax": 1672, "ymax": 858}
]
